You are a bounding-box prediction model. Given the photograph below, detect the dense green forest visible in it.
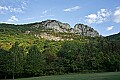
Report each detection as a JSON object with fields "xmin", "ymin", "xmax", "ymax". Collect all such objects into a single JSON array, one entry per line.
[{"xmin": 0, "ymin": 23, "xmax": 120, "ymax": 79}]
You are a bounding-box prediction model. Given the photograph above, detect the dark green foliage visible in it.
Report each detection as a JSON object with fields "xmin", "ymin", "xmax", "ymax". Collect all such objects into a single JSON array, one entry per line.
[
  {"xmin": 0, "ymin": 49, "xmax": 9, "ymax": 79},
  {"xmin": 25, "ymin": 45, "xmax": 44, "ymax": 77},
  {"xmin": 58, "ymin": 41, "xmax": 85, "ymax": 73},
  {"xmin": 8, "ymin": 42, "xmax": 25, "ymax": 79},
  {"xmin": 0, "ymin": 37, "xmax": 120, "ymax": 79}
]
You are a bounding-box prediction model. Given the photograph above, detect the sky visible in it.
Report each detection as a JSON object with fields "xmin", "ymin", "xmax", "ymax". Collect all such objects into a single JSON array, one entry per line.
[{"xmin": 0, "ymin": 0, "xmax": 120, "ymax": 36}]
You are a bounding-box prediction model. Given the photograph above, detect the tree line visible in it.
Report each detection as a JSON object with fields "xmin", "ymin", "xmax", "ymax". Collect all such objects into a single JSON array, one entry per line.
[{"xmin": 0, "ymin": 37, "xmax": 120, "ymax": 79}]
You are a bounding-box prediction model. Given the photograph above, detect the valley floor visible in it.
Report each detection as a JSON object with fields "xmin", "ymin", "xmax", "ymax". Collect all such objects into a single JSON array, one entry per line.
[{"xmin": 14, "ymin": 72, "xmax": 120, "ymax": 80}]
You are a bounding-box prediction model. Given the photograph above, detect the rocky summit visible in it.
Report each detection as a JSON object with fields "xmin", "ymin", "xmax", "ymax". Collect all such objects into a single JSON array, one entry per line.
[
  {"xmin": 31, "ymin": 20, "xmax": 99, "ymax": 37},
  {"xmin": 73, "ymin": 24, "xmax": 99, "ymax": 37}
]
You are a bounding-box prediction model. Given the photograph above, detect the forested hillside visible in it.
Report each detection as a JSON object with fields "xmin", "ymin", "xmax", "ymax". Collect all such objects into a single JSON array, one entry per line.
[{"xmin": 0, "ymin": 22, "xmax": 120, "ymax": 79}]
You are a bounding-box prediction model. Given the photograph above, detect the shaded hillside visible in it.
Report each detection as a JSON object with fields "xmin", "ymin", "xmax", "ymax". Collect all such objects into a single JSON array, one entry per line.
[{"xmin": 106, "ymin": 32, "xmax": 120, "ymax": 40}]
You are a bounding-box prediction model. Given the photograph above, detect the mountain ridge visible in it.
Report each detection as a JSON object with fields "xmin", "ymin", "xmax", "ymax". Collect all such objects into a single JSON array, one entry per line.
[{"xmin": 0, "ymin": 19, "xmax": 99, "ymax": 37}]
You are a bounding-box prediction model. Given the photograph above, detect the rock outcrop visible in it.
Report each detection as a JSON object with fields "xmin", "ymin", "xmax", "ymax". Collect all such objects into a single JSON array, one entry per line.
[
  {"xmin": 41, "ymin": 20, "xmax": 70, "ymax": 32},
  {"xmin": 31, "ymin": 20, "xmax": 99, "ymax": 37},
  {"xmin": 73, "ymin": 24, "xmax": 99, "ymax": 37}
]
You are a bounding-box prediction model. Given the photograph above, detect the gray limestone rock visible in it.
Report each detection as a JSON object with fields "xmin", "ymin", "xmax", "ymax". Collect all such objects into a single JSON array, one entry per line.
[
  {"xmin": 32, "ymin": 20, "xmax": 99, "ymax": 37},
  {"xmin": 73, "ymin": 24, "xmax": 99, "ymax": 37},
  {"xmin": 41, "ymin": 20, "xmax": 70, "ymax": 32}
]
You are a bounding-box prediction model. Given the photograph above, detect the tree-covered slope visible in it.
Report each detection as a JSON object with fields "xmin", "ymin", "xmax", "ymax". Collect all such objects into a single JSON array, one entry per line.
[
  {"xmin": 0, "ymin": 21, "xmax": 120, "ymax": 79},
  {"xmin": 106, "ymin": 32, "xmax": 120, "ymax": 40}
]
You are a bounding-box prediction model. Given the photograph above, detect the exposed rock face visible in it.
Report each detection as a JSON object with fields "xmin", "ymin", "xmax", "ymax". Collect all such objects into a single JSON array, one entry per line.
[
  {"xmin": 41, "ymin": 20, "xmax": 70, "ymax": 32},
  {"xmin": 34, "ymin": 32, "xmax": 73, "ymax": 41},
  {"xmin": 32, "ymin": 20, "xmax": 99, "ymax": 37},
  {"xmin": 73, "ymin": 24, "xmax": 99, "ymax": 37}
]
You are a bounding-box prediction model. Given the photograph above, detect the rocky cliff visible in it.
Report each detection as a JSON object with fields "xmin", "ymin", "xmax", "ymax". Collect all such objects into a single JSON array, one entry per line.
[
  {"xmin": 73, "ymin": 24, "xmax": 99, "ymax": 37},
  {"xmin": 41, "ymin": 20, "xmax": 70, "ymax": 32},
  {"xmin": 31, "ymin": 20, "xmax": 99, "ymax": 37}
]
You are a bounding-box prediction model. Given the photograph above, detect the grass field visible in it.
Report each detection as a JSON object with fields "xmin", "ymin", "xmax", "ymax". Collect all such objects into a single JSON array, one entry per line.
[{"xmin": 15, "ymin": 72, "xmax": 120, "ymax": 80}]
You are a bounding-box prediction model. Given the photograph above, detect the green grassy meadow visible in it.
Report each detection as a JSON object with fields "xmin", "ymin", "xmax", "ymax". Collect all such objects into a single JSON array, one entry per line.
[{"xmin": 15, "ymin": 72, "xmax": 120, "ymax": 80}]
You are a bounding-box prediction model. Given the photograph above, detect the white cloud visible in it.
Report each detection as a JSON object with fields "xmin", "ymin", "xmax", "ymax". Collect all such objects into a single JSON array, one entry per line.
[
  {"xmin": 8, "ymin": 16, "xmax": 18, "ymax": 22},
  {"xmin": 9, "ymin": 6, "xmax": 23, "ymax": 13},
  {"xmin": 0, "ymin": 6, "xmax": 9, "ymax": 11},
  {"xmin": 24, "ymin": 17, "xmax": 34, "ymax": 20},
  {"xmin": 63, "ymin": 6, "xmax": 80, "ymax": 12},
  {"xmin": 107, "ymin": 26, "xmax": 114, "ymax": 31},
  {"xmin": 0, "ymin": 6, "xmax": 23, "ymax": 13},
  {"xmin": 85, "ymin": 14, "xmax": 97, "ymax": 19},
  {"xmin": 40, "ymin": 15, "xmax": 54, "ymax": 18},
  {"xmin": 0, "ymin": 0, "xmax": 28, "ymax": 14},
  {"xmin": 0, "ymin": 21, "xmax": 14, "ymax": 24},
  {"xmin": 21, "ymin": 1, "xmax": 28, "ymax": 9},
  {"xmin": 41, "ymin": 10, "xmax": 54, "ymax": 18},
  {"xmin": 85, "ymin": 14, "xmax": 97, "ymax": 24},
  {"xmin": 113, "ymin": 7, "xmax": 120, "ymax": 23},
  {"xmin": 85, "ymin": 9, "xmax": 111, "ymax": 24},
  {"xmin": 42, "ymin": 10, "xmax": 48, "ymax": 14},
  {"xmin": 40, "ymin": 16, "xmax": 43, "ymax": 18}
]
